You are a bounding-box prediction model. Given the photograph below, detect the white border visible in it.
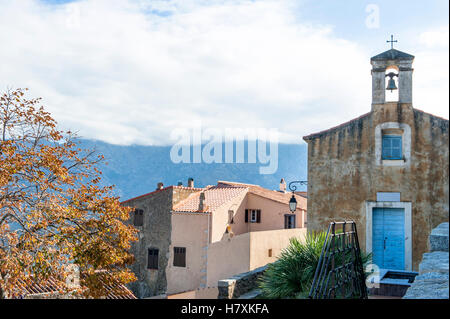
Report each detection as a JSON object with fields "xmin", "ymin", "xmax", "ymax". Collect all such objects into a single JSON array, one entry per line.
[
  {"xmin": 365, "ymin": 201, "xmax": 412, "ymax": 271},
  {"xmin": 374, "ymin": 122, "xmax": 411, "ymax": 167}
]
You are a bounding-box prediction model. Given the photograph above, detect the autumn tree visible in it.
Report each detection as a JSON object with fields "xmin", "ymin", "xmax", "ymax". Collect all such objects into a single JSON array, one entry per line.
[{"xmin": 0, "ymin": 88, "xmax": 138, "ymax": 298}]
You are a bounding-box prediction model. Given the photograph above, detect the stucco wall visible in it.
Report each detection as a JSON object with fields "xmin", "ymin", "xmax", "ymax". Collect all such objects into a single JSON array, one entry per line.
[
  {"xmin": 211, "ymin": 190, "xmax": 248, "ymax": 243},
  {"xmin": 207, "ymin": 232, "xmax": 251, "ymax": 287},
  {"xmin": 166, "ymin": 212, "xmax": 209, "ymax": 294},
  {"xmin": 246, "ymin": 194, "xmax": 306, "ymax": 232},
  {"xmin": 249, "ymin": 228, "xmax": 307, "ymax": 269},
  {"xmin": 224, "ymin": 192, "xmax": 306, "ymax": 237},
  {"xmin": 122, "ymin": 186, "xmax": 200, "ymax": 298},
  {"xmin": 304, "ymin": 102, "xmax": 449, "ymax": 270},
  {"xmin": 206, "ymin": 228, "xmax": 306, "ymax": 287}
]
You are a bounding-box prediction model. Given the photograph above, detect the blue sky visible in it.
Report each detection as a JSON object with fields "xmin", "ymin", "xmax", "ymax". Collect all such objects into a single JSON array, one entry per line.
[
  {"xmin": 296, "ymin": 0, "xmax": 448, "ymax": 43},
  {"xmin": 0, "ymin": 0, "xmax": 448, "ymax": 145}
]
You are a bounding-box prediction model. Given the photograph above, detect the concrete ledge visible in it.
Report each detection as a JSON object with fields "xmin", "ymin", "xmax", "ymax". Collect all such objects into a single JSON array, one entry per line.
[
  {"xmin": 430, "ymin": 222, "xmax": 449, "ymax": 252},
  {"xmin": 218, "ymin": 266, "xmax": 267, "ymax": 299},
  {"xmin": 403, "ymin": 272, "xmax": 449, "ymax": 299},
  {"xmin": 237, "ymin": 289, "xmax": 262, "ymax": 299},
  {"xmin": 403, "ymin": 223, "xmax": 449, "ymax": 299},
  {"xmin": 419, "ymin": 251, "xmax": 449, "ymax": 275}
]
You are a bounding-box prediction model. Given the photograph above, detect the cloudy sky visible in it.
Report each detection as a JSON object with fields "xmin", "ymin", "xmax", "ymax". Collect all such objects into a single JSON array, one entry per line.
[{"xmin": 0, "ymin": 0, "xmax": 448, "ymax": 145}]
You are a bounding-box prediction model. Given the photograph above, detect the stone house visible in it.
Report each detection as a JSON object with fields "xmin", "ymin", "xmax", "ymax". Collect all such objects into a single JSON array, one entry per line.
[
  {"xmin": 303, "ymin": 47, "xmax": 449, "ymax": 272},
  {"xmin": 121, "ymin": 179, "xmax": 307, "ymax": 298}
]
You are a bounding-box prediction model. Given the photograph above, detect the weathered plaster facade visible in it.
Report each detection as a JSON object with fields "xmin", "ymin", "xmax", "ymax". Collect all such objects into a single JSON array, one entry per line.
[
  {"xmin": 122, "ymin": 186, "xmax": 199, "ymax": 298},
  {"xmin": 303, "ymin": 48, "xmax": 449, "ymax": 271},
  {"xmin": 122, "ymin": 181, "xmax": 307, "ymax": 297}
]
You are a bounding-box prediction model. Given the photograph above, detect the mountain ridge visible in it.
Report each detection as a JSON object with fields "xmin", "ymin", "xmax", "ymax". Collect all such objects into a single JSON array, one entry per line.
[{"xmin": 77, "ymin": 139, "xmax": 308, "ymax": 201}]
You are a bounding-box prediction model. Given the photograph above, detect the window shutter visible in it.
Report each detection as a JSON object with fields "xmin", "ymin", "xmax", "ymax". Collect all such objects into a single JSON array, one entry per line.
[
  {"xmin": 392, "ymin": 137, "xmax": 402, "ymax": 159},
  {"xmin": 382, "ymin": 135, "xmax": 402, "ymax": 160},
  {"xmin": 245, "ymin": 209, "xmax": 248, "ymax": 223},
  {"xmin": 256, "ymin": 210, "xmax": 261, "ymax": 223},
  {"xmin": 148, "ymin": 248, "xmax": 159, "ymax": 269},
  {"xmin": 134, "ymin": 209, "xmax": 144, "ymax": 226},
  {"xmin": 181, "ymin": 248, "xmax": 186, "ymax": 267},
  {"xmin": 382, "ymin": 137, "xmax": 390, "ymax": 159},
  {"xmin": 174, "ymin": 247, "xmax": 186, "ymax": 267},
  {"xmin": 148, "ymin": 249, "xmax": 153, "ymax": 269}
]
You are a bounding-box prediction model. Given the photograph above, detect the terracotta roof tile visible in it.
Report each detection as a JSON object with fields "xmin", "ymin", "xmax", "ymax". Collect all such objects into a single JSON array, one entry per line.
[
  {"xmin": 172, "ymin": 185, "xmax": 247, "ymax": 213},
  {"xmin": 295, "ymin": 191, "xmax": 308, "ymax": 198},
  {"xmin": 7, "ymin": 271, "xmax": 136, "ymax": 299},
  {"xmin": 121, "ymin": 185, "xmax": 204, "ymax": 204},
  {"xmin": 217, "ymin": 181, "xmax": 307, "ymax": 210},
  {"xmin": 9, "ymin": 277, "xmax": 66, "ymax": 298},
  {"xmin": 84, "ymin": 271, "xmax": 137, "ymax": 299}
]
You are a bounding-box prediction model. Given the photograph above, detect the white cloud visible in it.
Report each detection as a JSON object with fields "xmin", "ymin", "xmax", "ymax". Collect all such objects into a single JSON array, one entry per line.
[
  {"xmin": 418, "ymin": 25, "xmax": 449, "ymax": 48},
  {"xmin": 0, "ymin": 0, "xmax": 446, "ymax": 146},
  {"xmin": 414, "ymin": 26, "xmax": 449, "ymax": 119}
]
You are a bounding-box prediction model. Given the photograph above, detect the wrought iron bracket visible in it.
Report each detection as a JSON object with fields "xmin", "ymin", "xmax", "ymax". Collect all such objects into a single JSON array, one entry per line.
[{"xmin": 288, "ymin": 180, "xmax": 308, "ymax": 192}]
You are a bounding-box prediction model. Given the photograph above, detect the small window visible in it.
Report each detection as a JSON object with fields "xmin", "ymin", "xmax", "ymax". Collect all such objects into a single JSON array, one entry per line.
[
  {"xmin": 228, "ymin": 210, "xmax": 234, "ymax": 224},
  {"xmin": 382, "ymin": 135, "xmax": 402, "ymax": 160},
  {"xmin": 284, "ymin": 215, "xmax": 296, "ymax": 229},
  {"xmin": 251, "ymin": 210, "xmax": 257, "ymax": 222},
  {"xmin": 173, "ymin": 247, "xmax": 186, "ymax": 267},
  {"xmin": 245, "ymin": 209, "xmax": 261, "ymax": 223},
  {"xmin": 134, "ymin": 208, "xmax": 144, "ymax": 226},
  {"xmin": 268, "ymin": 249, "xmax": 273, "ymax": 257},
  {"xmin": 147, "ymin": 248, "xmax": 159, "ymax": 269}
]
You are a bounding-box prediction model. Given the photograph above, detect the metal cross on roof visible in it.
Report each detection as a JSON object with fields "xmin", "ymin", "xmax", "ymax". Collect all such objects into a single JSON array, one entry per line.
[{"xmin": 387, "ymin": 34, "xmax": 398, "ymax": 49}]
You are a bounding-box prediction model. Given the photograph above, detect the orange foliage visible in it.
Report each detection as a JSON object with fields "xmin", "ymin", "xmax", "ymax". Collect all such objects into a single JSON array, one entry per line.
[{"xmin": 0, "ymin": 88, "xmax": 138, "ymax": 298}]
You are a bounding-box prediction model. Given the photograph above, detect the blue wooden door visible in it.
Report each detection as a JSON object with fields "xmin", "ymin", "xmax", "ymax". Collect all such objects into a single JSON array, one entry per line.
[{"xmin": 373, "ymin": 208, "xmax": 405, "ymax": 270}]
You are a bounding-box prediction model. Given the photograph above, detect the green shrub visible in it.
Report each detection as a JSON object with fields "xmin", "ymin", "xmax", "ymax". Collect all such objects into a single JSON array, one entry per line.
[
  {"xmin": 258, "ymin": 232, "xmax": 326, "ymax": 299},
  {"xmin": 258, "ymin": 232, "xmax": 372, "ymax": 299}
]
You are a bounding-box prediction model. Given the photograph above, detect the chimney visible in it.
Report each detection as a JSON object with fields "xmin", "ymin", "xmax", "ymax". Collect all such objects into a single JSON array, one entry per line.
[
  {"xmin": 279, "ymin": 178, "xmax": 286, "ymax": 193},
  {"xmin": 157, "ymin": 182, "xmax": 164, "ymax": 190},
  {"xmin": 199, "ymin": 192, "xmax": 205, "ymax": 212},
  {"xmin": 188, "ymin": 177, "xmax": 194, "ymax": 188},
  {"xmin": 65, "ymin": 264, "xmax": 81, "ymax": 290}
]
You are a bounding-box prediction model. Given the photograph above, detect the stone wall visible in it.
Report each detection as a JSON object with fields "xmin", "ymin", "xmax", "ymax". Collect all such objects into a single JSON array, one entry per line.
[
  {"xmin": 403, "ymin": 222, "xmax": 449, "ymax": 299},
  {"xmin": 303, "ymin": 103, "xmax": 449, "ymax": 270},
  {"xmin": 122, "ymin": 186, "xmax": 199, "ymax": 298},
  {"xmin": 123, "ymin": 188, "xmax": 173, "ymax": 298},
  {"xmin": 217, "ymin": 266, "xmax": 267, "ymax": 299}
]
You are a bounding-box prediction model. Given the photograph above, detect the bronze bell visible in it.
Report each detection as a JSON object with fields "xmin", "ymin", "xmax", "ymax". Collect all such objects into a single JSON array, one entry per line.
[
  {"xmin": 386, "ymin": 72, "xmax": 398, "ymax": 92},
  {"xmin": 387, "ymin": 78, "xmax": 398, "ymax": 91}
]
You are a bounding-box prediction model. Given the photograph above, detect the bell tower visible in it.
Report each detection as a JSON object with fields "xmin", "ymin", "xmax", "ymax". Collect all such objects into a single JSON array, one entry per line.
[{"xmin": 370, "ymin": 36, "xmax": 414, "ymax": 107}]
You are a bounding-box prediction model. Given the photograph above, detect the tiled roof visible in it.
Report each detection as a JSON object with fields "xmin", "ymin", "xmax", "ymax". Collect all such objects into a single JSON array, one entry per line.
[
  {"xmin": 303, "ymin": 112, "xmax": 371, "ymax": 141},
  {"xmin": 413, "ymin": 108, "xmax": 449, "ymax": 123},
  {"xmin": 9, "ymin": 277, "xmax": 66, "ymax": 298},
  {"xmin": 371, "ymin": 48, "xmax": 414, "ymax": 61},
  {"xmin": 7, "ymin": 271, "xmax": 137, "ymax": 299},
  {"xmin": 302, "ymin": 108, "xmax": 449, "ymax": 142},
  {"xmin": 83, "ymin": 271, "xmax": 137, "ymax": 299},
  {"xmin": 217, "ymin": 181, "xmax": 307, "ymax": 210},
  {"xmin": 172, "ymin": 185, "xmax": 248, "ymax": 213},
  {"xmin": 295, "ymin": 191, "xmax": 308, "ymax": 198},
  {"xmin": 121, "ymin": 185, "xmax": 203, "ymax": 204}
]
